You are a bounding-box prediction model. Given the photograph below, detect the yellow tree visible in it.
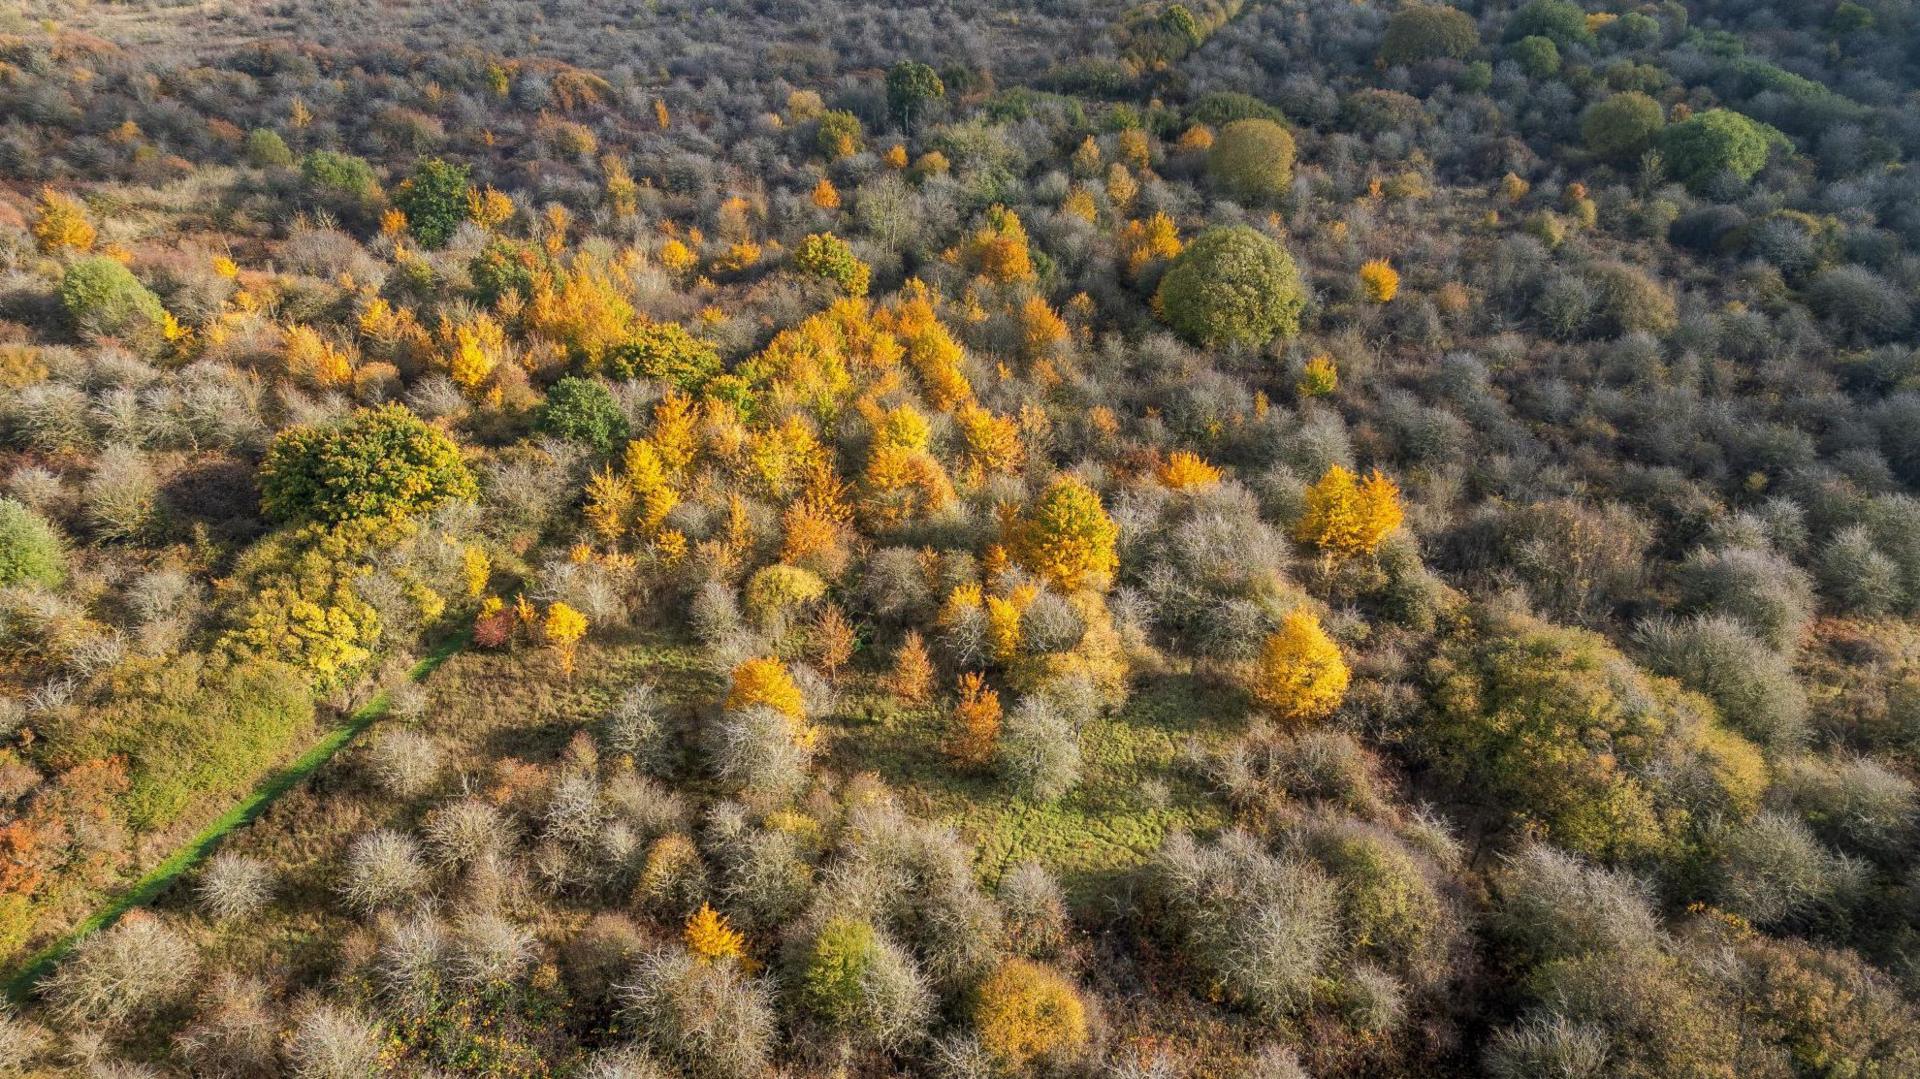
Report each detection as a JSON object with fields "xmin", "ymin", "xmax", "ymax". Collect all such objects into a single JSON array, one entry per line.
[
  {"xmin": 684, "ymin": 903, "xmax": 745, "ymax": 963},
  {"xmin": 1158, "ymin": 451, "xmax": 1222, "ymax": 490},
  {"xmin": 544, "ymin": 601, "xmax": 589, "ymax": 676},
  {"xmin": 1360, "ymin": 259, "xmax": 1400, "ymax": 303},
  {"xmin": 1297, "ymin": 354, "xmax": 1338, "ymax": 398},
  {"xmin": 1294, "ymin": 465, "xmax": 1403, "ymax": 562},
  {"xmin": 1010, "ymin": 477, "xmax": 1119, "ymax": 591},
  {"xmin": 32, "ymin": 188, "xmax": 96, "ymax": 255},
  {"xmin": 1248, "ymin": 609, "xmax": 1349, "ymax": 724},
  {"xmin": 947, "ymin": 671, "xmax": 1002, "ymax": 768},
  {"xmin": 727, "ymin": 656, "xmax": 806, "ymax": 721},
  {"xmin": 964, "ymin": 206, "xmax": 1036, "ymax": 283}
]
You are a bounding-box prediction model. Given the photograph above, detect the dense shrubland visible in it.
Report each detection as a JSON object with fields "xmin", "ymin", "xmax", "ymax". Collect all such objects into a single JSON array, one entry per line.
[{"xmin": 1, "ymin": 0, "xmax": 1919, "ymax": 1071}]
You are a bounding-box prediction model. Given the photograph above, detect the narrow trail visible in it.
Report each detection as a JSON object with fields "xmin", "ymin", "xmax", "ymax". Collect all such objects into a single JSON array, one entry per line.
[{"xmin": 2, "ymin": 634, "xmax": 467, "ymax": 1003}]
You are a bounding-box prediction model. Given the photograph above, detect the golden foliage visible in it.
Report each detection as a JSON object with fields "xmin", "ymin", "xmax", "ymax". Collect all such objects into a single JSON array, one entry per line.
[
  {"xmin": 963, "ymin": 205, "xmax": 1036, "ymax": 283},
  {"xmin": 1158, "ymin": 450, "xmax": 1223, "ymax": 490},
  {"xmin": 887, "ymin": 630, "xmax": 935, "ymax": 704},
  {"xmin": 1297, "ymin": 353, "xmax": 1338, "ymax": 398},
  {"xmin": 1009, "ymin": 477, "xmax": 1119, "ymax": 592},
  {"xmin": 947, "ymin": 671, "xmax": 1002, "ymax": 768},
  {"xmin": 971, "ymin": 959, "xmax": 1090, "ymax": 1070},
  {"xmin": 1120, "ymin": 212, "xmax": 1182, "ymax": 277},
  {"xmin": 32, "ymin": 187, "xmax": 95, "ymax": 255},
  {"xmin": 543, "ymin": 601, "xmax": 588, "ymax": 675},
  {"xmin": 727, "ymin": 656, "xmax": 806, "ymax": 721},
  {"xmin": 1248, "ymin": 609, "xmax": 1349, "ymax": 724},
  {"xmin": 1294, "ymin": 465, "xmax": 1404, "ymax": 560},
  {"xmin": 1359, "ymin": 259, "xmax": 1400, "ymax": 303},
  {"xmin": 684, "ymin": 903, "xmax": 746, "ymax": 963},
  {"xmin": 811, "ymin": 177, "xmax": 840, "ymax": 210}
]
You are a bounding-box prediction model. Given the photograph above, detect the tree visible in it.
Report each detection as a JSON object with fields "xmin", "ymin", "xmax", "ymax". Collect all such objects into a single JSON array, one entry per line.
[
  {"xmin": 1294, "ymin": 465, "xmax": 1403, "ymax": 561},
  {"xmin": 816, "ymin": 110, "xmax": 864, "ymax": 159},
  {"xmin": 1360, "ymin": 259, "xmax": 1400, "ymax": 303},
  {"xmin": 1510, "ymin": 35, "xmax": 1561, "ymax": 77},
  {"xmin": 1658, "ymin": 109, "xmax": 1780, "ymax": 191},
  {"xmin": 393, "ymin": 157, "xmax": 473, "ymax": 248},
  {"xmin": 947, "ymin": 671, "xmax": 1002, "ymax": 767},
  {"xmin": 245, "ymin": 128, "xmax": 293, "ymax": 167},
  {"xmin": 887, "ymin": 631, "xmax": 935, "ymax": 703},
  {"xmin": 259, "ymin": 403, "xmax": 476, "ymax": 526},
  {"xmin": 31, "ymin": 187, "xmax": 95, "ymax": 255},
  {"xmin": 684, "ymin": 903, "xmax": 746, "ymax": 964},
  {"xmin": 1248, "ymin": 610, "xmax": 1350, "ymax": 723},
  {"xmin": 1207, "ymin": 119, "xmax": 1297, "ymax": 204},
  {"xmin": 60, "ymin": 257, "xmax": 167, "ymax": 347},
  {"xmin": 970, "ymin": 959, "xmax": 1089, "ymax": 1071},
  {"xmin": 1154, "ymin": 226, "xmax": 1306, "ymax": 347},
  {"xmin": 544, "ymin": 601, "xmax": 588, "ymax": 675},
  {"xmin": 1582, "ymin": 92, "xmax": 1666, "ymax": 162},
  {"xmin": 791, "ymin": 232, "xmax": 871, "ymax": 296},
  {"xmin": 537, "ymin": 376, "xmax": 629, "ymax": 452},
  {"xmin": 1505, "ymin": 0, "xmax": 1592, "ymax": 46},
  {"xmin": 0, "ymin": 498, "xmax": 66, "ymax": 589},
  {"xmin": 603, "ymin": 321, "xmax": 722, "ymax": 390},
  {"xmin": 885, "ymin": 60, "xmax": 945, "ymax": 130},
  {"xmin": 726, "ymin": 657, "xmax": 806, "ymax": 722},
  {"xmin": 1009, "ymin": 477, "xmax": 1119, "ymax": 591},
  {"xmin": 1380, "ymin": 4, "xmax": 1480, "ymax": 64},
  {"xmin": 1158, "ymin": 451, "xmax": 1223, "ymax": 490}
]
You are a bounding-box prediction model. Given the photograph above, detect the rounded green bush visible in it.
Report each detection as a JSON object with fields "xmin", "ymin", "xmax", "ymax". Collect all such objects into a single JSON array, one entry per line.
[
  {"xmin": 1505, "ymin": 0, "xmax": 1592, "ymax": 46},
  {"xmin": 0, "ymin": 497, "xmax": 66, "ymax": 589},
  {"xmin": 602, "ymin": 322, "xmax": 722, "ymax": 391},
  {"xmin": 537, "ymin": 376, "xmax": 629, "ymax": 452},
  {"xmin": 797, "ymin": 917, "xmax": 878, "ymax": 1025},
  {"xmin": 1581, "ymin": 91, "xmax": 1666, "ymax": 162},
  {"xmin": 393, "ymin": 157, "xmax": 473, "ymax": 248},
  {"xmin": 1154, "ymin": 226, "xmax": 1306, "ymax": 347},
  {"xmin": 1658, "ymin": 108, "xmax": 1778, "ymax": 191},
  {"xmin": 259, "ymin": 403, "xmax": 476, "ymax": 525},
  {"xmin": 1510, "ymin": 35, "xmax": 1561, "ymax": 77},
  {"xmin": 59, "ymin": 257, "xmax": 167, "ymax": 347},
  {"xmin": 1381, "ymin": 4, "xmax": 1480, "ymax": 65},
  {"xmin": 885, "ymin": 60, "xmax": 944, "ymax": 130},
  {"xmin": 245, "ymin": 128, "xmax": 293, "ymax": 167},
  {"xmin": 1206, "ymin": 118, "xmax": 1297, "ymax": 204},
  {"xmin": 791, "ymin": 232, "xmax": 871, "ymax": 296}
]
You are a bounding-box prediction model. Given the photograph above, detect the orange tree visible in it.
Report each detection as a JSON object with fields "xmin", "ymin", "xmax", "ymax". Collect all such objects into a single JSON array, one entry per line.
[{"xmin": 1008, "ymin": 476, "xmax": 1118, "ymax": 591}]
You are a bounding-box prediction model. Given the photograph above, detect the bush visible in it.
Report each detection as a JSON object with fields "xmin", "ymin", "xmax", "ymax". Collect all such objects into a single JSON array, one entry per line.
[
  {"xmin": 259, "ymin": 403, "xmax": 476, "ymax": 526},
  {"xmin": 60, "ymin": 257, "xmax": 167, "ymax": 348},
  {"xmin": 1380, "ymin": 4, "xmax": 1480, "ymax": 64},
  {"xmin": 790, "ymin": 232, "xmax": 871, "ymax": 297},
  {"xmin": 425, "ymin": 798, "xmax": 510, "ymax": 868},
  {"xmin": 1505, "ymin": 0, "xmax": 1591, "ymax": 46},
  {"xmin": 1190, "ymin": 91, "xmax": 1287, "ymax": 128},
  {"xmin": 1582, "ymin": 92, "xmax": 1666, "ymax": 163},
  {"xmin": 0, "ymin": 498, "xmax": 65, "ymax": 588},
  {"xmin": 620, "ymin": 946, "xmax": 776, "ymax": 1079},
  {"xmin": 1814, "ymin": 524, "xmax": 1902, "ymax": 615},
  {"xmin": 1773, "ymin": 755, "xmax": 1916, "ymax": 860},
  {"xmin": 601, "ymin": 322, "xmax": 722, "ymax": 391},
  {"xmin": 1010, "ymin": 476, "xmax": 1119, "ymax": 591},
  {"xmin": 393, "ymin": 157, "xmax": 473, "ymax": 248},
  {"xmin": 996, "ymin": 692, "xmax": 1082, "ymax": 801},
  {"xmin": 42, "ymin": 912, "xmax": 197, "ymax": 1030},
  {"xmin": 1806, "ymin": 265, "xmax": 1912, "ymax": 342},
  {"xmin": 707, "ymin": 706, "xmax": 814, "ymax": 801},
  {"xmin": 791, "ymin": 916, "xmax": 932, "ymax": 1048},
  {"xmin": 367, "ymin": 728, "xmax": 442, "ymax": 798},
  {"xmin": 245, "ymin": 127, "xmax": 292, "ymax": 167},
  {"xmin": 1713, "ymin": 811, "xmax": 1854, "ymax": 929},
  {"xmin": 1144, "ymin": 830, "xmax": 1340, "ymax": 1018},
  {"xmin": 300, "ymin": 150, "xmax": 380, "ymax": 208},
  {"xmin": 197, "ymin": 852, "xmax": 274, "ymax": 921},
  {"xmin": 1635, "ymin": 615, "xmax": 1808, "ymax": 748},
  {"xmin": 1488, "ymin": 843, "xmax": 1661, "ymax": 966},
  {"xmin": 1155, "ymin": 226, "xmax": 1306, "ymax": 347},
  {"xmin": 1484, "ymin": 1017, "xmax": 1611, "ymax": 1079},
  {"xmin": 1677, "ymin": 545, "xmax": 1815, "ymax": 650},
  {"xmin": 537, "ymin": 376, "xmax": 630, "ymax": 452},
  {"xmin": 969, "ymin": 959, "xmax": 1089, "ymax": 1071},
  {"xmin": 1247, "ymin": 609, "xmax": 1350, "ymax": 724},
  {"xmin": 1658, "ymin": 109, "xmax": 1779, "ymax": 191},
  {"xmin": 337, "ymin": 828, "xmax": 428, "ymax": 912},
  {"xmin": 1206, "ymin": 119, "xmax": 1296, "ymax": 205},
  {"xmin": 84, "ymin": 444, "xmax": 160, "ymax": 543},
  {"xmin": 816, "ymin": 110, "xmax": 864, "ymax": 158},
  {"xmin": 284, "ymin": 1003, "xmax": 384, "ymax": 1079}
]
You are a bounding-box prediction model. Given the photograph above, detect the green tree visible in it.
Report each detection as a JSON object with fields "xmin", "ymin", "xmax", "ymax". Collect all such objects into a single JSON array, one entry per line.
[
  {"xmin": 1154, "ymin": 226, "xmax": 1306, "ymax": 347},
  {"xmin": 300, "ymin": 150, "xmax": 380, "ymax": 205},
  {"xmin": 259, "ymin": 403, "xmax": 476, "ymax": 525},
  {"xmin": 245, "ymin": 128, "xmax": 293, "ymax": 167},
  {"xmin": 791, "ymin": 232, "xmax": 871, "ymax": 296},
  {"xmin": 1658, "ymin": 108, "xmax": 1781, "ymax": 191},
  {"xmin": 393, "ymin": 157, "xmax": 473, "ymax": 248},
  {"xmin": 1505, "ymin": 0, "xmax": 1592, "ymax": 46},
  {"xmin": 60, "ymin": 257, "xmax": 167, "ymax": 348},
  {"xmin": 1380, "ymin": 4, "xmax": 1480, "ymax": 65},
  {"xmin": 537, "ymin": 376, "xmax": 629, "ymax": 452},
  {"xmin": 1582, "ymin": 92, "xmax": 1666, "ymax": 162},
  {"xmin": 601, "ymin": 322, "xmax": 722, "ymax": 390},
  {"xmin": 1206, "ymin": 118, "xmax": 1297, "ymax": 204},
  {"xmin": 816, "ymin": 110, "xmax": 865, "ymax": 159},
  {"xmin": 885, "ymin": 60, "xmax": 945, "ymax": 131},
  {"xmin": 0, "ymin": 498, "xmax": 66, "ymax": 588},
  {"xmin": 1510, "ymin": 34, "xmax": 1561, "ymax": 77}
]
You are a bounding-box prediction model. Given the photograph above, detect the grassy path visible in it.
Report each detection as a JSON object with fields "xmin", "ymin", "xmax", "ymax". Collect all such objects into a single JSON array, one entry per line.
[{"xmin": 2, "ymin": 634, "xmax": 467, "ymax": 1003}]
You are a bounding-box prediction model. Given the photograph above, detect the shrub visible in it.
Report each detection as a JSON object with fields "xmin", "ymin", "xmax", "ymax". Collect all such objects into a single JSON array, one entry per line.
[
  {"xmin": 337, "ymin": 828, "xmax": 428, "ymax": 912},
  {"xmin": 1586, "ymin": 261, "xmax": 1676, "ymax": 337},
  {"xmin": 1806, "ymin": 265, "xmax": 1912, "ymax": 342},
  {"xmin": 999, "ymin": 861, "xmax": 1070, "ymax": 958},
  {"xmin": 792, "ymin": 916, "xmax": 932, "ymax": 1048},
  {"xmin": 602, "ymin": 322, "xmax": 723, "ymax": 390},
  {"xmin": 425, "ymin": 798, "xmax": 509, "ymax": 868},
  {"xmin": 620, "ymin": 945, "xmax": 776, "ymax": 1079},
  {"xmin": 1247, "ymin": 610, "xmax": 1349, "ymax": 724},
  {"xmin": 259, "ymin": 403, "xmax": 476, "ymax": 525},
  {"xmin": 969, "ymin": 959, "xmax": 1090, "ymax": 1071},
  {"xmin": 1713, "ymin": 811, "xmax": 1854, "ymax": 929},
  {"xmin": 1294, "ymin": 465, "xmax": 1402, "ymax": 560},
  {"xmin": 1206, "ymin": 119, "xmax": 1296, "ymax": 205},
  {"xmin": 1484, "ymin": 1017, "xmax": 1611, "ymax": 1079},
  {"xmin": 42, "ymin": 912, "xmax": 197, "ymax": 1029},
  {"xmin": 816, "ymin": 110, "xmax": 864, "ymax": 158},
  {"xmin": 1359, "ymin": 259, "xmax": 1399, "ymax": 303},
  {"xmin": 1582, "ymin": 92, "xmax": 1666, "ymax": 162},
  {"xmin": 393, "ymin": 157, "xmax": 473, "ymax": 248},
  {"xmin": 196, "ymin": 852, "xmax": 274, "ymax": 921},
  {"xmin": 1737, "ymin": 936, "xmax": 1920, "ymax": 1078},
  {"xmin": 1773, "ymin": 755, "xmax": 1915, "ymax": 860},
  {"xmin": 284, "ymin": 1004, "xmax": 384, "ymax": 1079},
  {"xmin": 1488, "ymin": 843, "xmax": 1661, "ymax": 966},
  {"xmin": 300, "ymin": 150, "xmax": 380, "ymax": 208},
  {"xmin": 31, "ymin": 187, "xmax": 95, "ymax": 254},
  {"xmin": 1658, "ymin": 109, "xmax": 1780, "ymax": 191},
  {"xmin": 245, "ymin": 127, "xmax": 292, "ymax": 167},
  {"xmin": 604, "ymin": 682, "xmax": 674, "ymax": 773},
  {"xmin": 707, "ymin": 706, "xmax": 814, "ymax": 800},
  {"xmin": 84, "ymin": 444, "xmax": 160, "ymax": 543},
  {"xmin": 60, "ymin": 257, "xmax": 167, "ymax": 347},
  {"xmin": 538, "ymin": 376, "xmax": 629, "ymax": 452},
  {"xmin": 1155, "ymin": 226, "xmax": 1305, "ymax": 347},
  {"xmin": 1009, "ymin": 476, "xmax": 1119, "ymax": 591},
  {"xmin": 996, "ymin": 691, "xmax": 1082, "ymax": 801},
  {"xmin": 790, "ymin": 232, "xmax": 871, "ymax": 297},
  {"xmin": 0, "ymin": 498, "xmax": 65, "ymax": 588},
  {"xmin": 1635, "ymin": 615, "xmax": 1807, "ymax": 748},
  {"xmin": 1505, "ymin": 0, "xmax": 1591, "ymax": 46},
  {"xmin": 1145, "ymin": 831, "xmax": 1340, "ymax": 1017},
  {"xmin": 367, "ymin": 728, "xmax": 442, "ymax": 798},
  {"xmin": 1677, "ymin": 545, "xmax": 1815, "ymax": 651},
  {"xmin": 1380, "ymin": 4, "xmax": 1480, "ymax": 64}
]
